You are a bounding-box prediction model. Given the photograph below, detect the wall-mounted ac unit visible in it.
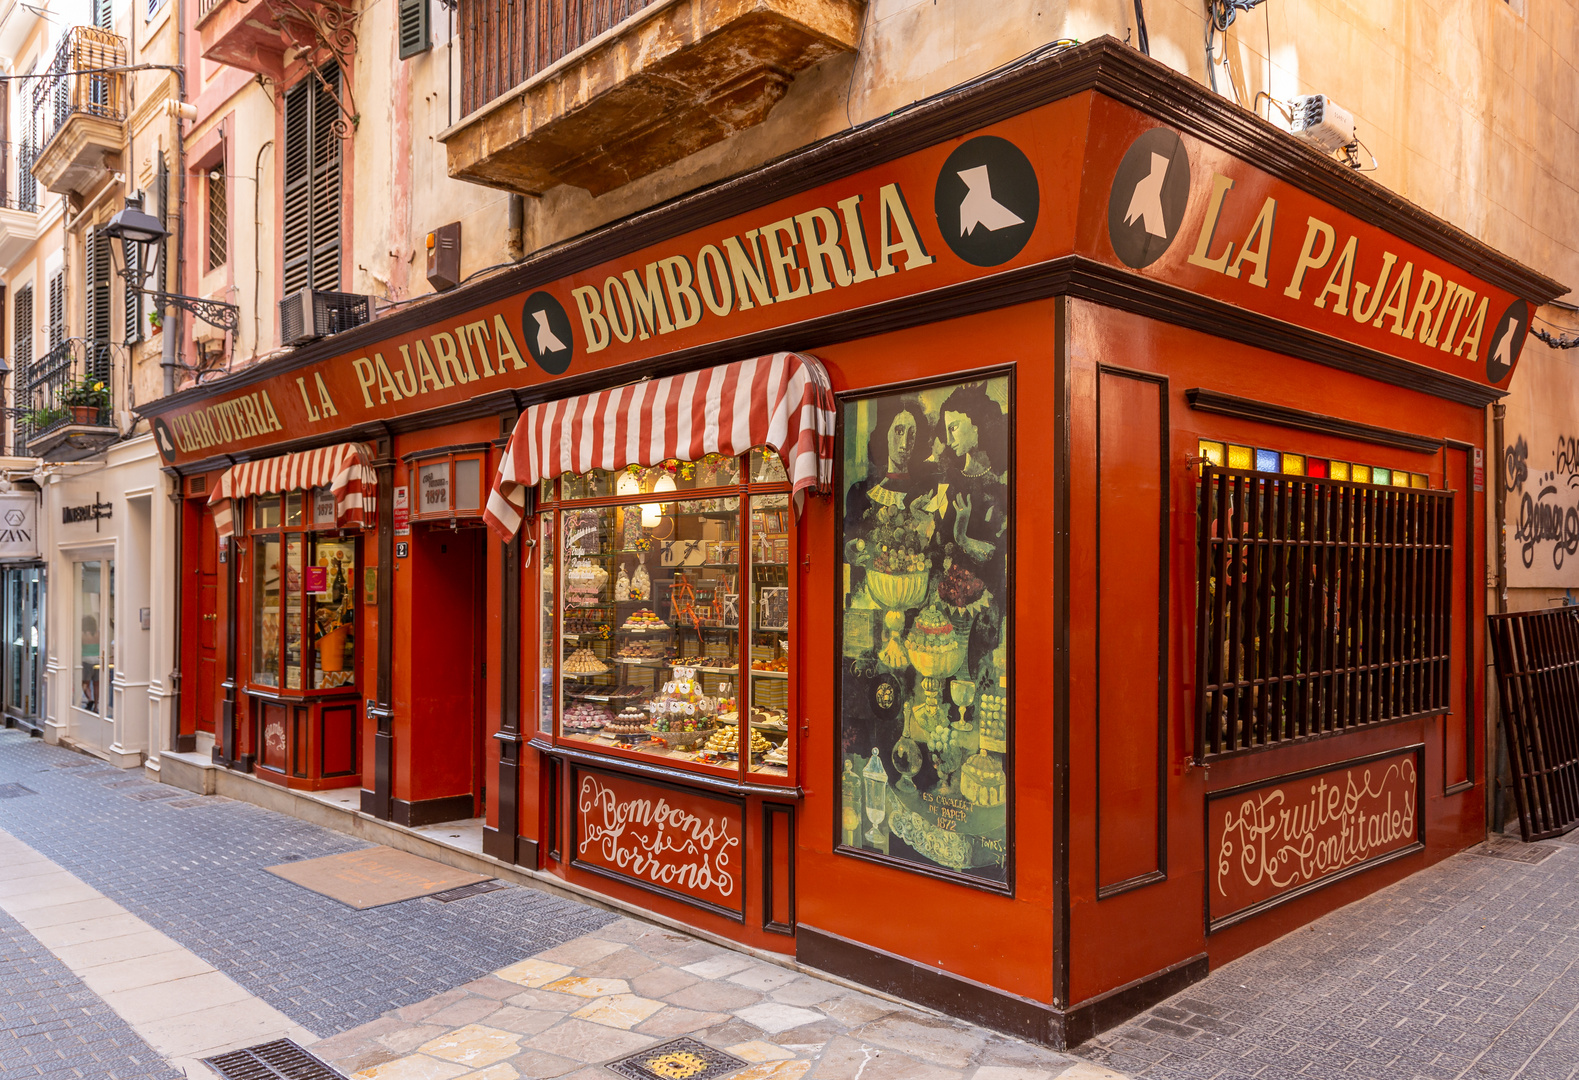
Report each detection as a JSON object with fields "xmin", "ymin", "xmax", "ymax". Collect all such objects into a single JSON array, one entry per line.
[{"xmin": 279, "ymin": 288, "xmax": 371, "ymax": 346}]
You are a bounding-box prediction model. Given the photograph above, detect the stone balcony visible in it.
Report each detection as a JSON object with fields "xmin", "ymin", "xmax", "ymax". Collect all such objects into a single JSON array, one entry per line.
[
  {"xmin": 441, "ymin": 0, "xmax": 865, "ymax": 197},
  {"xmin": 29, "ymin": 27, "xmax": 127, "ymax": 197},
  {"xmin": 198, "ymin": 0, "xmax": 357, "ymax": 80}
]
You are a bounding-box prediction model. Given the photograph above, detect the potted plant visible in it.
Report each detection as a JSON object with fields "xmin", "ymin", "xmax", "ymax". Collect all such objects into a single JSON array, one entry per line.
[
  {"xmin": 60, "ymin": 375, "xmax": 110, "ymax": 425},
  {"xmin": 24, "ymin": 405, "xmax": 66, "ymax": 431}
]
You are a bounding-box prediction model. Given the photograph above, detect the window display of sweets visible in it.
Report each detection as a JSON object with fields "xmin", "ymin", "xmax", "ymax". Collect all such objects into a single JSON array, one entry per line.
[{"xmin": 562, "ymin": 647, "xmax": 609, "ymax": 675}]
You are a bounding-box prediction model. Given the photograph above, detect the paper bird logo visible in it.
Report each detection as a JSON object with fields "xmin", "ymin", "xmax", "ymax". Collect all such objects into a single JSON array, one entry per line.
[
  {"xmin": 1124, "ymin": 153, "xmax": 1172, "ymax": 238},
  {"xmin": 957, "ymin": 165, "xmax": 1025, "ymax": 236}
]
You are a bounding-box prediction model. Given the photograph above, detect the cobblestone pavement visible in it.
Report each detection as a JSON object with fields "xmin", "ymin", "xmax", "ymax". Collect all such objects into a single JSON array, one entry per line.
[
  {"xmin": 0, "ymin": 730, "xmax": 613, "ymax": 1038},
  {"xmin": 1076, "ymin": 833, "xmax": 1579, "ymax": 1080},
  {"xmin": 311, "ymin": 915, "xmax": 1106, "ymax": 1080},
  {"xmin": 0, "ymin": 902, "xmax": 181, "ymax": 1080}
]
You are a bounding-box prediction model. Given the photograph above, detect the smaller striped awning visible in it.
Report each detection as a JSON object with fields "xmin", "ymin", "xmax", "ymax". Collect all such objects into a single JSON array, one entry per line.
[
  {"xmin": 208, "ymin": 443, "xmax": 377, "ymax": 538},
  {"xmin": 485, "ymin": 353, "xmax": 835, "ymax": 542}
]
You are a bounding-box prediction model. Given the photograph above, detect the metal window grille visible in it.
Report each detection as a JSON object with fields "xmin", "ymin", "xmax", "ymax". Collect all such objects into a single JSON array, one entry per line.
[
  {"xmin": 1489, "ymin": 608, "xmax": 1579, "ymax": 842},
  {"xmin": 459, "ymin": 0, "xmax": 658, "ymax": 116},
  {"xmin": 1194, "ymin": 466, "xmax": 1454, "ymax": 758},
  {"xmin": 207, "ymin": 169, "xmax": 227, "ymax": 272},
  {"xmin": 282, "ymin": 67, "xmax": 341, "ymax": 296}
]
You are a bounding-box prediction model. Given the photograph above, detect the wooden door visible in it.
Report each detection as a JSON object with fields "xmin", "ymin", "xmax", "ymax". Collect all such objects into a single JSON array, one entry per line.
[{"xmin": 196, "ymin": 505, "xmax": 220, "ymax": 733}]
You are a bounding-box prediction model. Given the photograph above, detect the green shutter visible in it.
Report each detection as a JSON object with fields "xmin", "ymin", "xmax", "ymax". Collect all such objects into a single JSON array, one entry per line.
[{"xmin": 398, "ymin": 0, "xmax": 430, "ymax": 59}]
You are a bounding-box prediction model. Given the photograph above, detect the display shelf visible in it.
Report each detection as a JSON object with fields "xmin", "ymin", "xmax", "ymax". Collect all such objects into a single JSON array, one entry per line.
[{"xmin": 749, "ymin": 668, "xmax": 789, "ymax": 679}]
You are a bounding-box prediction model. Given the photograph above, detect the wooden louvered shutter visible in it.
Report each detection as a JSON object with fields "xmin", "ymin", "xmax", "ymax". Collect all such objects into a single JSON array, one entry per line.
[
  {"xmin": 14, "ymin": 286, "xmax": 32, "ymax": 378},
  {"xmin": 157, "ymin": 153, "xmax": 169, "ymax": 294},
  {"xmin": 93, "ymin": 0, "xmax": 112, "ymax": 29},
  {"xmin": 47, "ymin": 272, "xmax": 63, "ymax": 350},
  {"xmin": 85, "ymin": 227, "xmax": 111, "ymax": 344},
  {"xmin": 309, "ymin": 68, "xmax": 342, "ymax": 292},
  {"xmin": 123, "ymin": 237, "xmax": 140, "ymax": 344},
  {"xmin": 282, "ymin": 79, "xmax": 313, "ymax": 296},
  {"xmin": 398, "ymin": 0, "xmax": 430, "ymax": 59}
]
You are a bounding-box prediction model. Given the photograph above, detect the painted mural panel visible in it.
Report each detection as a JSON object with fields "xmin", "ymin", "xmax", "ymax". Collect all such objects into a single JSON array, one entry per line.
[{"xmin": 837, "ymin": 374, "xmax": 1012, "ymax": 889}]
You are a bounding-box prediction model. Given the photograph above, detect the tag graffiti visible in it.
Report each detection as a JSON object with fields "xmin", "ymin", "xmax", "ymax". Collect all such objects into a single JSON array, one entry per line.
[{"xmin": 1511, "ymin": 433, "xmax": 1579, "ymax": 570}]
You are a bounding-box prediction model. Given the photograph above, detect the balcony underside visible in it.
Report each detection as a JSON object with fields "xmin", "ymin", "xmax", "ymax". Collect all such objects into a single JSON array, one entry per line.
[
  {"xmin": 198, "ymin": 0, "xmax": 348, "ymax": 79},
  {"xmin": 28, "ymin": 422, "xmax": 117, "ymax": 462},
  {"xmin": 443, "ymin": 0, "xmax": 864, "ymax": 197},
  {"xmin": 0, "ymin": 206, "xmax": 41, "ymax": 268},
  {"xmin": 31, "ymin": 114, "xmax": 123, "ymax": 196}
]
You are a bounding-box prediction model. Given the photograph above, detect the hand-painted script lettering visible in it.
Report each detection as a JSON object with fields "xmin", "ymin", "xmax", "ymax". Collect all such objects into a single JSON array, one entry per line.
[{"xmin": 577, "ymin": 773, "xmax": 741, "ymax": 910}]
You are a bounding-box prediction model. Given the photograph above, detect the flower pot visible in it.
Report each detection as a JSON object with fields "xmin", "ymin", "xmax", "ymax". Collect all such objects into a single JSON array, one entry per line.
[{"xmin": 70, "ymin": 405, "xmax": 98, "ymax": 425}]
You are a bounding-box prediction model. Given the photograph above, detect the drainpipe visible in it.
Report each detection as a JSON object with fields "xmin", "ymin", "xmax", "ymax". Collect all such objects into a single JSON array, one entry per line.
[
  {"xmin": 1494, "ymin": 403, "xmax": 1507, "ymax": 614},
  {"xmin": 506, "ymin": 194, "xmax": 524, "ymax": 260}
]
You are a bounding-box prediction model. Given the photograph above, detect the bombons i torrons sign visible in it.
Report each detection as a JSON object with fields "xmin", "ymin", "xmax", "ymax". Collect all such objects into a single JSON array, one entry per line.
[
  {"xmin": 143, "ymin": 93, "xmax": 1541, "ymax": 469},
  {"xmin": 574, "ymin": 769, "xmax": 744, "ymax": 915},
  {"xmin": 1208, "ymin": 749, "xmax": 1421, "ymax": 928}
]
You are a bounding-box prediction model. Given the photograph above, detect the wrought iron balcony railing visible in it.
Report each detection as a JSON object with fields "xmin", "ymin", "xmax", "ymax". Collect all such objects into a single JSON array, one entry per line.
[
  {"xmin": 0, "ymin": 142, "xmax": 40, "ymax": 213},
  {"xmin": 16, "ymin": 337, "xmax": 118, "ymax": 455},
  {"xmin": 30, "ymin": 26, "xmax": 128, "ymax": 160}
]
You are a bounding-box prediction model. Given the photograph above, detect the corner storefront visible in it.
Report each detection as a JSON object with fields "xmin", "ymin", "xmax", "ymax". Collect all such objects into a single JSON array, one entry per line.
[{"xmin": 139, "ymin": 39, "xmax": 1563, "ymax": 1046}]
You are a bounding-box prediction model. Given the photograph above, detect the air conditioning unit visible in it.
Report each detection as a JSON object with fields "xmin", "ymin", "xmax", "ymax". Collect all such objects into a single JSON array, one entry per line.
[
  {"xmin": 1289, "ymin": 95, "xmax": 1356, "ymax": 154},
  {"xmin": 279, "ymin": 288, "xmax": 372, "ymax": 346}
]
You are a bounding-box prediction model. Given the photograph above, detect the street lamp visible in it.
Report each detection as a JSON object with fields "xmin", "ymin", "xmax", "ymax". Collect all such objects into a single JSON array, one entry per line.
[{"xmin": 102, "ymin": 196, "xmax": 240, "ymax": 333}]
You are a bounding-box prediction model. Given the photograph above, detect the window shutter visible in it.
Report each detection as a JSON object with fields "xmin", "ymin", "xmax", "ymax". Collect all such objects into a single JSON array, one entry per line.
[
  {"xmin": 309, "ymin": 67, "xmax": 342, "ymax": 292},
  {"xmin": 398, "ymin": 0, "xmax": 430, "ymax": 59},
  {"xmin": 157, "ymin": 153, "xmax": 169, "ymax": 295},
  {"xmin": 94, "ymin": 0, "xmax": 112, "ymax": 30},
  {"xmin": 282, "ymin": 79, "xmax": 313, "ymax": 296},
  {"xmin": 14, "ymin": 285, "xmax": 32, "ymax": 379},
  {"xmin": 123, "ymin": 238, "xmax": 140, "ymax": 344},
  {"xmin": 283, "ymin": 66, "xmax": 343, "ymax": 298},
  {"xmin": 48, "ymin": 272, "xmax": 63, "ymax": 350}
]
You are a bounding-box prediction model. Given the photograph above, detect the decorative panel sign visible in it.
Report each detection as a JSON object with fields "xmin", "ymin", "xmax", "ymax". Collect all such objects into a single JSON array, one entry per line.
[
  {"xmin": 572, "ymin": 767, "xmax": 744, "ymax": 918},
  {"xmin": 1208, "ymin": 748, "xmax": 1422, "ymax": 930},
  {"xmin": 0, "ymin": 495, "xmax": 38, "ymax": 559}
]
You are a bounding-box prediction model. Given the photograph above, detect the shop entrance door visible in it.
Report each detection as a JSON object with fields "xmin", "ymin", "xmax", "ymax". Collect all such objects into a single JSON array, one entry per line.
[
  {"xmin": 3, "ymin": 564, "xmax": 44, "ymax": 735},
  {"xmin": 195, "ymin": 508, "xmax": 220, "ymax": 735}
]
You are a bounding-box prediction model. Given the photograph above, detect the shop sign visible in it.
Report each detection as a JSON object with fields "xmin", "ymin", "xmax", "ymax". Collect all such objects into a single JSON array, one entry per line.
[
  {"xmin": 418, "ymin": 462, "xmax": 451, "ymax": 515},
  {"xmin": 144, "ymin": 95, "xmax": 1540, "ymax": 469},
  {"xmin": 61, "ymin": 495, "xmax": 113, "ymax": 530},
  {"xmin": 1208, "ymin": 747, "xmax": 1422, "ymax": 930},
  {"xmin": 572, "ymin": 767, "xmax": 744, "ymax": 918},
  {"xmin": 393, "ymin": 486, "xmax": 410, "ymax": 535},
  {"xmin": 0, "ymin": 495, "xmax": 38, "ymax": 559}
]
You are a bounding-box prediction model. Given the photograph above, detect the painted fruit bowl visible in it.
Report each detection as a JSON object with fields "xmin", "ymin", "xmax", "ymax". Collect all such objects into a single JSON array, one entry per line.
[
  {"xmin": 906, "ymin": 637, "xmax": 967, "ymax": 680},
  {"xmin": 865, "ymin": 569, "xmax": 930, "ymax": 610}
]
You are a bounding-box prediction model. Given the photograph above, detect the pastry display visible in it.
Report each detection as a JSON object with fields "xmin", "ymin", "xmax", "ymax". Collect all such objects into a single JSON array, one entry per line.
[
  {"xmin": 703, "ymin": 725, "xmax": 773, "ymax": 756},
  {"xmin": 606, "ymin": 707, "xmax": 649, "ymax": 739},
  {"xmin": 562, "ymin": 647, "xmax": 609, "ymax": 675},
  {"xmin": 750, "ymin": 707, "xmax": 789, "ymax": 732},
  {"xmin": 615, "ymin": 639, "xmax": 665, "ymax": 661},
  {"xmin": 621, "ymin": 608, "xmax": 668, "ymax": 631},
  {"xmin": 751, "ymin": 656, "xmax": 789, "ymax": 672},
  {"xmin": 563, "ymin": 612, "xmax": 612, "ymax": 637},
  {"xmin": 960, "ymin": 751, "xmax": 1007, "ymax": 806},
  {"xmin": 562, "ymin": 701, "xmax": 613, "ymax": 732},
  {"xmin": 565, "ymin": 560, "xmax": 609, "ymax": 605},
  {"xmin": 762, "ymin": 743, "xmax": 789, "ymax": 766}
]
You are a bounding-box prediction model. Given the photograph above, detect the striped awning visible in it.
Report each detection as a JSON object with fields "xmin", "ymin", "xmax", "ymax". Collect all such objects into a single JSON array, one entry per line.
[
  {"xmin": 208, "ymin": 443, "xmax": 377, "ymax": 539},
  {"xmin": 484, "ymin": 353, "xmax": 835, "ymax": 542}
]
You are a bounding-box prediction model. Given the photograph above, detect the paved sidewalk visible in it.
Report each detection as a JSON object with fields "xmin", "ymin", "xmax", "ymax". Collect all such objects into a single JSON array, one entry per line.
[
  {"xmin": 310, "ymin": 915, "xmax": 1108, "ymax": 1080},
  {"xmin": 1074, "ymin": 833, "xmax": 1579, "ymax": 1080}
]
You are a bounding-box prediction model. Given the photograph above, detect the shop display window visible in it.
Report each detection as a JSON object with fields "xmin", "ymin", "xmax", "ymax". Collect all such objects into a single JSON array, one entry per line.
[
  {"xmin": 837, "ymin": 374, "xmax": 1014, "ymax": 890},
  {"xmin": 246, "ymin": 494, "xmax": 359, "ymax": 693},
  {"xmin": 544, "ymin": 452, "xmax": 795, "ymax": 784},
  {"xmin": 75, "ymin": 560, "xmax": 114, "ymax": 718}
]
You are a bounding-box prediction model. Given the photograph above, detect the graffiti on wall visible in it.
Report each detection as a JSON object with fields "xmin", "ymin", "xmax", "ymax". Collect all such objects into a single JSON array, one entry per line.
[{"xmin": 1508, "ymin": 432, "xmax": 1579, "ymax": 573}]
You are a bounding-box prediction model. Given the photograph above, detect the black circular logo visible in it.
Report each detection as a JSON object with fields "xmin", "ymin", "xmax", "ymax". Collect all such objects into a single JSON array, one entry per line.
[
  {"xmin": 1107, "ymin": 128, "xmax": 1192, "ymax": 269},
  {"xmin": 933, "ymin": 136, "xmax": 1039, "ymax": 267},
  {"xmin": 152, "ymin": 417, "xmax": 178, "ymax": 460},
  {"xmin": 521, "ymin": 291, "xmax": 575, "ymax": 375},
  {"xmin": 1485, "ymin": 298, "xmax": 1530, "ymax": 385}
]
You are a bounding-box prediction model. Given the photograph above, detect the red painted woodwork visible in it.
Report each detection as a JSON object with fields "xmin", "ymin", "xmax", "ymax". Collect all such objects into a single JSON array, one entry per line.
[{"xmin": 181, "ymin": 495, "xmax": 224, "ymax": 739}]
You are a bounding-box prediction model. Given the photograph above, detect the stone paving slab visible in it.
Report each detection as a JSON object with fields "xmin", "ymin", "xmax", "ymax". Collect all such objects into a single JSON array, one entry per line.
[
  {"xmin": 1076, "ymin": 834, "xmax": 1579, "ymax": 1080},
  {"xmin": 311, "ymin": 917, "xmax": 1113, "ymax": 1080}
]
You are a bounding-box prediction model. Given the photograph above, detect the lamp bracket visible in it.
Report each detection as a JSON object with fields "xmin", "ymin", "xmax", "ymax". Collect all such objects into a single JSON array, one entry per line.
[{"xmin": 137, "ymin": 289, "xmax": 241, "ymax": 333}]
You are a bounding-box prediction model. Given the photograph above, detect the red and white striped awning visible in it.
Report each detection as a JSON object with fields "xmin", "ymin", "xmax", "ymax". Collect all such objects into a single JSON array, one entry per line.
[
  {"xmin": 208, "ymin": 442, "xmax": 377, "ymax": 538},
  {"xmin": 484, "ymin": 353, "xmax": 835, "ymax": 542}
]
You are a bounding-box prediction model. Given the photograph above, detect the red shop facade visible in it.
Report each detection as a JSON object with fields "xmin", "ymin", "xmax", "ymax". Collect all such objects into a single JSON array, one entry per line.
[{"xmin": 143, "ymin": 40, "xmax": 1562, "ymax": 1047}]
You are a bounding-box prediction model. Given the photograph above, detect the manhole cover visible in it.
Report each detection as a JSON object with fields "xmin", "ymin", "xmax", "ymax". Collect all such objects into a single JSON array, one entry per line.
[
  {"xmin": 605, "ymin": 1037, "xmax": 748, "ymax": 1080},
  {"xmin": 1467, "ymin": 835, "xmax": 1559, "ymax": 864},
  {"xmin": 431, "ymin": 879, "xmax": 509, "ymax": 903},
  {"xmin": 0, "ymin": 783, "xmax": 37, "ymax": 799},
  {"xmin": 127, "ymin": 788, "xmax": 186, "ymax": 802},
  {"xmin": 205, "ymin": 1038, "xmax": 346, "ymax": 1079}
]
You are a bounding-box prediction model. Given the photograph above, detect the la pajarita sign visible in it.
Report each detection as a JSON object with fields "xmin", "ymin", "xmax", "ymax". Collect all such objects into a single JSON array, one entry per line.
[{"xmin": 144, "ymin": 92, "xmax": 1542, "ymax": 469}]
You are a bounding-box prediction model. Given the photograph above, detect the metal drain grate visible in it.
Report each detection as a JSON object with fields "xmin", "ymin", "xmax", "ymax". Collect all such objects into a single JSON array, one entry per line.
[
  {"xmin": 0, "ymin": 783, "xmax": 37, "ymax": 799},
  {"xmin": 431, "ymin": 879, "xmax": 510, "ymax": 902},
  {"xmin": 127, "ymin": 788, "xmax": 187, "ymax": 802},
  {"xmin": 605, "ymin": 1037, "xmax": 748, "ymax": 1080},
  {"xmin": 1467, "ymin": 835, "xmax": 1560, "ymax": 864},
  {"xmin": 204, "ymin": 1038, "xmax": 347, "ymax": 1079}
]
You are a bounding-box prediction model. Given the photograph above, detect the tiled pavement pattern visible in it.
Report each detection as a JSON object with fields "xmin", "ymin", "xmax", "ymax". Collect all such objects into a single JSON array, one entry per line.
[
  {"xmin": 0, "ymin": 902, "xmax": 181, "ymax": 1080},
  {"xmin": 311, "ymin": 915, "xmax": 1104, "ymax": 1080},
  {"xmin": 1076, "ymin": 834, "xmax": 1579, "ymax": 1080},
  {"xmin": 0, "ymin": 731, "xmax": 614, "ymax": 1037}
]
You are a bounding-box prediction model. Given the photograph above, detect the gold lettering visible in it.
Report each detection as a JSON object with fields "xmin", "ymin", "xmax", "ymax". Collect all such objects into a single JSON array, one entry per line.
[
  {"xmin": 1188, "ymin": 174, "xmax": 1238, "ymax": 275},
  {"xmin": 458, "ymin": 320, "xmax": 495, "ymax": 376},
  {"xmin": 1456, "ymin": 296, "xmax": 1489, "ymax": 358},
  {"xmin": 761, "ymin": 217, "xmax": 811, "ymax": 301},
  {"xmin": 622, "ymin": 264, "xmax": 674, "ymax": 339},
  {"xmin": 695, "ymin": 245, "xmax": 733, "ymax": 316},
  {"xmin": 796, "ymin": 206, "xmax": 854, "ymax": 293},
  {"xmin": 1402, "ymin": 270, "xmax": 1444, "ymax": 342},
  {"xmin": 723, "ymin": 231, "xmax": 775, "ymax": 312},
  {"xmin": 492, "ymin": 314, "xmax": 527, "ymax": 370},
  {"xmin": 352, "ymin": 357, "xmax": 377, "ymax": 408},
  {"xmin": 1350, "ymin": 251, "xmax": 1397, "ymax": 324},
  {"xmin": 875, "ymin": 183, "xmax": 933, "ymax": 276},
  {"xmin": 601, "ymin": 277, "xmax": 635, "ymax": 343},
  {"xmin": 1313, "ymin": 236, "xmax": 1358, "ymax": 314},
  {"xmin": 391, "ymin": 348, "xmax": 420, "ymax": 398},
  {"xmin": 838, "ymin": 194, "xmax": 877, "ymax": 285},
  {"xmin": 1373, "ymin": 261, "xmax": 1414, "ymax": 333},
  {"xmin": 373, "ymin": 354, "xmax": 404, "ymax": 403},
  {"xmin": 406, "ymin": 342, "xmax": 445, "ymax": 393},
  {"xmin": 313, "ymin": 372, "xmax": 338, "ymax": 417},
  {"xmin": 1226, "ymin": 197, "xmax": 1277, "ymax": 286},
  {"xmin": 432, "ymin": 331, "xmax": 473, "ymax": 384},
  {"xmin": 572, "ymin": 286, "xmax": 610, "ymax": 353},
  {"xmin": 659, "ymin": 256, "xmax": 703, "ymax": 330},
  {"xmin": 1438, "ymin": 286, "xmax": 1475, "ymax": 352},
  {"xmin": 296, "ymin": 377, "xmax": 322, "ymax": 423},
  {"xmin": 1282, "ymin": 215, "xmax": 1335, "ymax": 298}
]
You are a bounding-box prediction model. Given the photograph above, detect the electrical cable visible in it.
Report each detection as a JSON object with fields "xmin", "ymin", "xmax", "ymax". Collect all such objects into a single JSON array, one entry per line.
[
  {"xmin": 1132, "ymin": 0, "xmax": 1151, "ymax": 55},
  {"xmin": 1532, "ymin": 328, "xmax": 1579, "ymax": 349}
]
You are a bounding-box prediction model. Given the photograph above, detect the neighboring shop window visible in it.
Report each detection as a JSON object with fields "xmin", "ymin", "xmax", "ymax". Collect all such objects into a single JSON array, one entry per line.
[
  {"xmin": 548, "ymin": 450, "xmax": 794, "ymax": 783},
  {"xmin": 837, "ymin": 374, "xmax": 1013, "ymax": 889},
  {"xmin": 75, "ymin": 559, "xmax": 114, "ymax": 718},
  {"xmin": 248, "ymin": 491, "xmax": 357, "ymax": 691},
  {"xmin": 1194, "ymin": 450, "xmax": 1453, "ymax": 758}
]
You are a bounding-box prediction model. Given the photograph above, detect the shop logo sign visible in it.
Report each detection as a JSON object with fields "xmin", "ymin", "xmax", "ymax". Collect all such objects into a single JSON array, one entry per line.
[
  {"xmin": 1107, "ymin": 127, "xmax": 1191, "ymax": 268},
  {"xmin": 1486, "ymin": 298, "xmax": 1530, "ymax": 384},
  {"xmin": 933, "ymin": 136, "xmax": 1039, "ymax": 267},
  {"xmin": 0, "ymin": 495, "xmax": 36, "ymax": 559},
  {"xmin": 522, "ymin": 291, "xmax": 575, "ymax": 376}
]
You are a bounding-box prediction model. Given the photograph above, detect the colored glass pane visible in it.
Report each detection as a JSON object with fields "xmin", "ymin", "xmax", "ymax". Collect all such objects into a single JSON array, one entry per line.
[
  {"xmin": 1329, "ymin": 461, "xmax": 1350, "ymax": 481},
  {"xmin": 1391, "ymin": 470, "xmax": 1410, "ymax": 488},
  {"xmin": 1227, "ymin": 444, "xmax": 1253, "ymax": 470},
  {"xmin": 1352, "ymin": 464, "xmax": 1372, "ymax": 483},
  {"xmin": 1411, "ymin": 473, "xmax": 1429, "ymax": 489},
  {"xmin": 1198, "ymin": 440, "xmax": 1225, "ymax": 466},
  {"xmin": 1372, "ymin": 467, "xmax": 1391, "ymax": 486},
  {"xmin": 1306, "ymin": 458, "xmax": 1329, "ymax": 478},
  {"xmin": 1254, "ymin": 448, "xmax": 1280, "ymax": 473},
  {"xmin": 1281, "ymin": 453, "xmax": 1305, "ymax": 475}
]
